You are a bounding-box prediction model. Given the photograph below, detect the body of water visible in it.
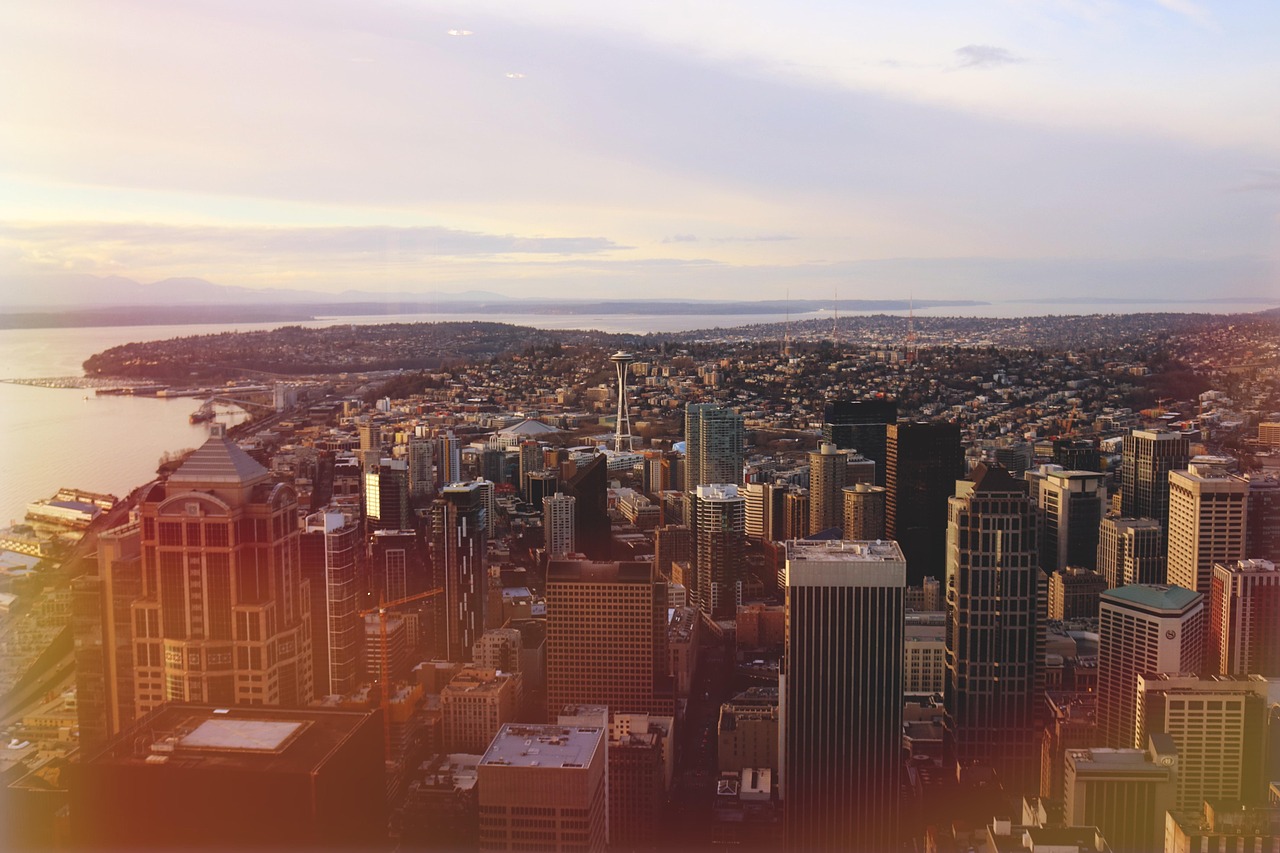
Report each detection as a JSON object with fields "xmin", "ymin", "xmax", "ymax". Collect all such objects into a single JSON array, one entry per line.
[{"xmin": 1, "ymin": 300, "xmax": 1272, "ymax": 525}]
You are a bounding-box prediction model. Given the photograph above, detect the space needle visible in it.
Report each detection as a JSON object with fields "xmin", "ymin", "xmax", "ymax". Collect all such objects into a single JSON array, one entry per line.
[{"xmin": 610, "ymin": 351, "xmax": 636, "ymax": 453}]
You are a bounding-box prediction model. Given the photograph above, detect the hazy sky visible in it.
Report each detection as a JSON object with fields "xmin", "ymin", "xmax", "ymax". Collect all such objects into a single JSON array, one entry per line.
[{"xmin": 3, "ymin": 0, "xmax": 1278, "ymax": 302}]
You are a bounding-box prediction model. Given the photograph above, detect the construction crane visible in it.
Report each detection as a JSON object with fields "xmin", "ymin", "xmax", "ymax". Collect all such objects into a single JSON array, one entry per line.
[{"xmin": 359, "ymin": 587, "xmax": 444, "ymax": 763}]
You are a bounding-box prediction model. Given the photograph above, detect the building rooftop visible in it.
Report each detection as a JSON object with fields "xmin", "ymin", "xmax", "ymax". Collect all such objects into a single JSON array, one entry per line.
[
  {"xmin": 169, "ymin": 429, "xmax": 270, "ymax": 487},
  {"xmin": 547, "ymin": 559, "xmax": 653, "ymax": 585},
  {"xmin": 1102, "ymin": 583, "xmax": 1201, "ymax": 613},
  {"xmin": 84, "ymin": 704, "xmax": 377, "ymax": 773},
  {"xmin": 480, "ymin": 724, "xmax": 603, "ymax": 770},
  {"xmin": 785, "ymin": 539, "xmax": 905, "ymax": 562}
]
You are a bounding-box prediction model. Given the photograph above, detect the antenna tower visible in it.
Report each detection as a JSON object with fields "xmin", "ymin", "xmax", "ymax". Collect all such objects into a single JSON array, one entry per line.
[{"xmin": 905, "ymin": 295, "xmax": 918, "ymax": 364}]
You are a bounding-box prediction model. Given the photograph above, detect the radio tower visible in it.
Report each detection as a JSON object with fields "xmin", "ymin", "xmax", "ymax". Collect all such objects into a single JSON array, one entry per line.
[
  {"xmin": 832, "ymin": 286, "xmax": 839, "ymax": 350},
  {"xmin": 610, "ymin": 350, "xmax": 636, "ymax": 452},
  {"xmin": 783, "ymin": 287, "xmax": 793, "ymax": 357}
]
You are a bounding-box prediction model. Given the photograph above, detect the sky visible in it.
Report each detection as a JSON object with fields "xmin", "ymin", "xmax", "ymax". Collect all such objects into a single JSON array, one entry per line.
[{"xmin": 2, "ymin": 0, "xmax": 1278, "ymax": 304}]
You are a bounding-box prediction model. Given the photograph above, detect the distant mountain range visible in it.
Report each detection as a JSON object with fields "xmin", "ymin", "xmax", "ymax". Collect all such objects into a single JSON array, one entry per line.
[{"xmin": 0, "ymin": 273, "xmax": 993, "ymax": 330}]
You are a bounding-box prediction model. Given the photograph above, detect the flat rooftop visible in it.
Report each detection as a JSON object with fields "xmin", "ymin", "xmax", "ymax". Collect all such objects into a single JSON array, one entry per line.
[
  {"xmin": 86, "ymin": 704, "xmax": 377, "ymax": 773},
  {"xmin": 480, "ymin": 724, "xmax": 603, "ymax": 770},
  {"xmin": 785, "ymin": 539, "xmax": 905, "ymax": 562}
]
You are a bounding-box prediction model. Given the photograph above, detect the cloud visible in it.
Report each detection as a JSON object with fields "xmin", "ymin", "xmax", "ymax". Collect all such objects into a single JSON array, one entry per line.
[
  {"xmin": 1153, "ymin": 0, "xmax": 1218, "ymax": 31},
  {"xmin": 953, "ymin": 45, "xmax": 1026, "ymax": 70},
  {"xmin": 662, "ymin": 234, "xmax": 698, "ymax": 243},
  {"xmin": 710, "ymin": 234, "xmax": 796, "ymax": 244},
  {"xmin": 1227, "ymin": 169, "xmax": 1280, "ymax": 193}
]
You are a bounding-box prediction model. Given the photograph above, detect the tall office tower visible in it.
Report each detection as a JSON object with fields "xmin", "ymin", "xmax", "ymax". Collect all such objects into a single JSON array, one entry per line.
[
  {"xmin": 364, "ymin": 458, "xmax": 410, "ymax": 532},
  {"xmin": 358, "ymin": 419, "xmax": 380, "ymax": 453},
  {"xmin": 642, "ymin": 451, "xmax": 666, "ymax": 494},
  {"xmin": 407, "ymin": 436, "xmax": 434, "ymax": 500},
  {"xmin": 363, "ymin": 612, "xmax": 410, "ymax": 683},
  {"xmin": 1062, "ymin": 740, "xmax": 1178, "ymax": 853},
  {"xmin": 822, "ymin": 399, "xmax": 897, "ymax": 487},
  {"xmin": 114, "ymin": 426, "xmax": 313, "ymax": 715},
  {"xmin": 654, "ymin": 524, "xmax": 692, "ymax": 581},
  {"xmin": 610, "ymin": 350, "xmax": 636, "ymax": 452},
  {"xmin": 1245, "ymin": 474, "xmax": 1280, "ymax": 559},
  {"xmin": 605, "ymin": 715, "xmax": 674, "ymax": 851},
  {"xmin": 435, "ymin": 430, "xmax": 462, "ymax": 488},
  {"xmin": 745, "ymin": 481, "xmax": 787, "ymax": 542},
  {"xmin": 1097, "ymin": 517, "xmax": 1166, "ymax": 588},
  {"xmin": 370, "ymin": 529, "xmax": 423, "ymax": 603},
  {"xmin": 518, "ymin": 440, "xmax": 542, "ymax": 501},
  {"xmin": 781, "ymin": 539, "xmax": 905, "ymax": 852},
  {"xmin": 943, "ymin": 463, "xmax": 1040, "ymax": 789},
  {"xmin": 480, "ymin": 446, "xmax": 505, "ymax": 485},
  {"xmin": 301, "ymin": 511, "xmax": 362, "ymax": 698},
  {"xmin": 1053, "ymin": 438, "xmax": 1102, "ymax": 474},
  {"xmin": 693, "ymin": 484, "xmax": 747, "ymax": 620},
  {"xmin": 473, "ymin": 477, "xmax": 496, "ymax": 538},
  {"xmin": 526, "ymin": 469, "xmax": 559, "ymax": 508},
  {"xmin": 1210, "ymin": 559, "xmax": 1280, "ymax": 676},
  {"xmin": 782, "ymin": 489, "xmax": 809, "ymax": 541},
  {"xmin": 807, "ymin": 442, "xmax": 848, "ymax": 535},
  {"xmin": 1167, "ymin": 463, "xmax": 1248, "ymax": 595},
  {"xmin": 685, "ymin": 403, "xmax": 745, "ymax": 489},
  {"xmin": 887, "ymin": 422, "xmax": 965, "ymax": 584},
  {"xmin": 563, "ymin": 454, "xmax": 611, "ymax": 560},
  {"xmin": 543, "ymin": 492, "xmax": 576, "ymax": 558},
  {"xmin": 477, "ymin": 724, "xmax": 607, "ymax": 853},
  {"xmin": 73, "ymin": 705, "xmax": 384, "ymax": 850},
  {"xmin": 1120, "ymin": 428, "xmax": 1189, "ymax": 536},
  {"xmin": 1097, "ymin": 584, "xmax": 1204, "ymax": 749},
  {"xmin": 545, "ymin": 560, "xmax": 672, "ymax": 718},
  {"xmin": 995, "ymin": 442, "xmax": 1035, "ymax": 476},
  {"xmin": 1136, "ymin": 673, "xmax": 1271, "ymax": 811},
  {"xmin": 75, "ymin": 524, "xmax": 143, "ymax": 748},
  {"xmin": 1038, "ymin": 470, "xmax": 1107, "ymax": 572},
  {"xmin": 430, "ymin": 482, "xmax": 487, "ymax": 662},
  {"xmin": 1048, "ymin": 567, "xmax": 1107, "ymax": 620},
  {"xmin": 842, "ymin": 484, "xmax": 886, "ymax": 541}
]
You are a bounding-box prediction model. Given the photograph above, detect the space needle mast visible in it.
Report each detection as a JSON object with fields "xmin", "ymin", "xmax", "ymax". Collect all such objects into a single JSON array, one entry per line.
[{"xmin": 610, "ymin": 350, "xmax": 636, "ymax": 452}]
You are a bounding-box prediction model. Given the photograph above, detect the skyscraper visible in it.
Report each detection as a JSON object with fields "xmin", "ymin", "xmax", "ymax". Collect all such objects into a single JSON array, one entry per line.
[
  {"xmin": 1052, "ymin": 438, "xmax": 1102, "ymax": 474},
  {"xmin": 1120, "ymin": 428, "xmax": 1189, "ymax": 535},
  {"xmin": 653, "ymin": 523, "xmax": 692, "ymax": 582},
  {"xmin": 1062, "ymin": 740, "xmax": 1178, "ymax": 853},
  {"xmin": 1167, "ymin": 463, "xmax": 1248, "ymax": 596},
  {"xmin": 364, "ymin": 458, "xmax": 410, "ymax": 532},
  {"xmin": 407, "ymin": 435, "xmax": 434, "ymax": 500},
  {"xmin": 693, "ymin": 484, "xmax": 746, "ymax": 620},
  {"xmin": 545, "ymin": 560, "xmax": 672, "ymax": 718},
  {"xmin": 1097, "ymin": 584, "xmax": 1204, "ymax": 749},
  {"xmin": 430, "ymin": 482, "xmax": 487, "ymax": 662},
  {"xmin": 1209, "ymin": 558, "xmax": 1280, "ymax": 676},
  {"xmin": 301, "ymin": 510, "xmax": 362, "ymax": 698},
  {"xmin": 886, "ymin": 422, "xmax": 964, "ymax": 584},
  {"xmin": 543, "ymin": 491, "xmax": 576, "ymax": 558},
  {"xmin": 807, "ymin": 442, "xmax": 847, "ymax": 535},
  {"xmin": 944, "ymin": 463, "xmax": 1040, "ymax": 789},
  {"xmin": 1245, "ymin": 474, "xmax": 1280, "ymax": 560},
  {"xmin": 841, "ymin": 484, "xmax": 886, "ymax": 541},
  {"xmin": 518, "ymin": 440, "xmax": 542, "ymax": 502},
  {"xmin": 435, "ymin": 430, "xmax": 462, "ymax": 488},
  {"xmin": 782, "ymin": 539, "xmax": 905, "ymax": 852},
  {"xmin": 821, "ymin": 399, "xmax": 897, "ymax": 487},
  {"xmin": 685, "ymin": 403, "xmax": 744, "ymax": 490},
  {"xmin": 1037, "ymin": 469, "xmax": 1106, "ymax": 573},
  {"xmin": 562, "ymin": 453, "xmax": 611, "ymax": 560},
  {"xmin": 1097, "ymin": 517, "xmax": 1166, "ymax": 588},
  {"xmin": 105, "ymin": 426, "xmax": 314, "ymax": 717}
]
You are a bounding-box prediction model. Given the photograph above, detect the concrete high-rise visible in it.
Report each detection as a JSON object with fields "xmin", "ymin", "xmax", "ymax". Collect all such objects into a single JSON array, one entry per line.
[
  {"xmin": 301, "ymin": 510, "xmax": 362, "ymax": 698},
  {"xmin": 1209, "ymin": 558, "xmax": 1280, "ymax": 676},
  {"xmin": 685, "ymin": 403, "xmax": 744, "ymax": 490},
  {"xmin": 518, "ymin": 440, "xmax": 542, "ymax": 502},
  {"xmin": 1167, "ymin": 463, "xmax": 1248, "ymax": 596},
  {"xmin": 782, "ymin": 489, "xmax": 809, "ymax": 541},
  {"xmin": 545, "ymin": 560, "xmax": 672, "ymax": 718},
  {"xmin": 1037, "ymin": 469, "xmax": 1106, "ymax": 573},
  {"xmin": 1062, "ymin": 739, "xmax": 1178, "ymax": 853},
  {"xmin": 1097, "ymin": 584, "xmax": 1204, "ymax": 749},
  {"xmin": 477, "ymin": 724, "xmax": 607, "ymax": 852},
  {"xmin": 1052, "ymin": 438, "xmax": 1101, "ymax": 474},
  {"xmin": 745, "ymin": 481, "xmax": 786, "ymax": 542},
  {"xmin": 693, "ymin": 484, "xmax": 746, "ymax": 620},
  {"xmin": 543, "ymin": 491, "xmax": 576, "ymax": 558},
  {"xmin": 822, "ymin": 399, "xmax": 897, "ymax": 487},
  {"xmin": 886, "ymin": 422, "xmax": 965, "ymax": 584},
  {"xmin": 435, "ymin": 430, "xmax": 462, "ymax": 488},
  {"xmin": 111, "ymin": 427, "xmax": 314, "ymax": 715},
  {"xmin": 1097, "ymin": 517, "xmax": 1166, "ymax": 588},
  {"xmin": 407, "ymin": 436, "xmax": 434, "ymax": 500},
  {"xmin": 1245, "ymin": 474, "xmax": 1280, "ymax": 560},
  {"xmin": 807, "ymin": 442, "xmax": 847, "ymax": 535},
  {"xmin": 430, "ymin": 482, "xmax": 487, "ymax": 662},
  {"xmin": 1136, "ymin": 673, "xmax": 1272, "ymax": 811},
  {"xmin": 782, "ymin": 539, "xmax": 905, "ymax": 852},
  {"xmin": 842, "ymin": 484, "xmax": 886, "ymax": 541},
  {"xmin": 1120, "ymin": 428, "xmax": 1189, "ymax": 535},
  {"xmin": 943, "ymin": 463, "xmax": 1040, "ymax": 789}
]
